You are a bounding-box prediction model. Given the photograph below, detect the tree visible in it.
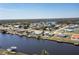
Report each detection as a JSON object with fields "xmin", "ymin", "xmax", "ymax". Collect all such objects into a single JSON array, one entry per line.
[
  {"xmin": 24, "ymin": 26, "xmax": 28, "ymax": 29},
  {"xmin": 18, "ymin": 25, "xmax": 22, "ymax": 28}
]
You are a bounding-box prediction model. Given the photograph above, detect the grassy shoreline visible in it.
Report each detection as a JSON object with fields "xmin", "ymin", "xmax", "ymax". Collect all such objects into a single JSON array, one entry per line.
[{"xmin": 5, "ymin": 32, "xmax": 79, "ymax": 46}]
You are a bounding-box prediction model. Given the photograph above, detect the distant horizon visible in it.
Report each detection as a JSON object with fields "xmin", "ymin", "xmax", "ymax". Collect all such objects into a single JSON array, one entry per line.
[
  {"xmin": 0, "ymin": 3, "xmax": 79, "ymax": 19},
  {"xmin": 0, "ymin": 17, "xmax": 79, "ymax": 20}
]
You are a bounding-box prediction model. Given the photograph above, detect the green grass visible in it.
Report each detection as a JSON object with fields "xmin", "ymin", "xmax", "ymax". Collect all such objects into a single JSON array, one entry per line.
[{"xmin": 48, "ymin": 36, "xmax": 79, "ymax": 45}]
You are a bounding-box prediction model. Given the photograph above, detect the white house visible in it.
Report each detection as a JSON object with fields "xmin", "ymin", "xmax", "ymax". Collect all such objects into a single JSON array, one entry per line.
[
  {"xmin": 33, "ymin": 30, "xmax": 43, "ymax": 35},
  {"xmin": 64, "ymin": 28, "xmax": 74, "ymax": 32},
  {"xmin": 14, "ymin": 25, "xmax": 20, "ymax": 28}
]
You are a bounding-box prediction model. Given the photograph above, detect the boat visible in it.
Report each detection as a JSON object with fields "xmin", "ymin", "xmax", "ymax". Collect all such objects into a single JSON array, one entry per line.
[
  {"xmin": 10, "ymin": 46, "xmax": 17, "ymax": 49},
  {"xmin": 7, "ymin": 46, "xmax": 17, "ymax": 52}
]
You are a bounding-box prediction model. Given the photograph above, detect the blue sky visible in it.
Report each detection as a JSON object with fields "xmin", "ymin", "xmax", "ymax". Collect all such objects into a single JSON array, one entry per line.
[{"xmin": 0, "ymin": 3, "xmax": 79, "ymax": 19}]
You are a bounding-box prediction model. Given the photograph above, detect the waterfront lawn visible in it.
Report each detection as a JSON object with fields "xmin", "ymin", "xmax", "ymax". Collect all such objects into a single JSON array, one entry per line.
[{"xmin": 48, "ymin": 36, "xmax": 79, "ymax": 45}]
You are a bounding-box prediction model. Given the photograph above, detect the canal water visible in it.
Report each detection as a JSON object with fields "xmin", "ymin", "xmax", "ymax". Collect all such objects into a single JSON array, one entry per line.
[{"xmin": 0, "ymin": 33, "xmax": 79, "ymax": 55}]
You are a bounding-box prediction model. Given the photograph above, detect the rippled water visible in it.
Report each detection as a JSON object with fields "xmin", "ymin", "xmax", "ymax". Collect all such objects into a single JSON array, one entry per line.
[{"xmin": 0, "ymin": 33, "xmax": 79, "ymax": 55}]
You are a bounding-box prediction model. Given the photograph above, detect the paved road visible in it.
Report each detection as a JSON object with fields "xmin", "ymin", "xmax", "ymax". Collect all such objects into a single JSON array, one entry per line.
[{"xmin": 53, "ymin": 25, "xmax": 69, "ymax": 34}]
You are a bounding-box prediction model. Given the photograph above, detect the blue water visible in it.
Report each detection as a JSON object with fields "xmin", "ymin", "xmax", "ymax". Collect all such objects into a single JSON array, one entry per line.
[{"xmin": 0, "ymin": 33, "xmax": 79, "ymax": 55}]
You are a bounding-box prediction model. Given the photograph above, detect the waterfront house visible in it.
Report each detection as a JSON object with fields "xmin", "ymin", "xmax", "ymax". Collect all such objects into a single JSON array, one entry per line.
[
  {"xmin": 44, "ymin": 31, "xmax": 53, "ymax": 36},
  {"xmin": 56, "ymin": 33, "xmax": 68, "ymax": 38},
  {"xmin": 71, "ymin": 34, "xmax": 79, "ymax": 41}
]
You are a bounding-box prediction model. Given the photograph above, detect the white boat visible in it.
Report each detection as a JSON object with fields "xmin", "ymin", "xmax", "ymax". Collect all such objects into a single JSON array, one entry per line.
[
  {"xmin": 7, "ymin": 46, "xmax": 17, "ymax": 52},
  {"xmin": 10, "ymin": 46, "xmax": 17, "ymax": 49}
]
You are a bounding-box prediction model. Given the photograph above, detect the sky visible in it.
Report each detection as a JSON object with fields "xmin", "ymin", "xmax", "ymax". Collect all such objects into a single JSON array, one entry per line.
[{"xmin": 0, "ymin": 3, "xmax": 79, "ymax": 19}]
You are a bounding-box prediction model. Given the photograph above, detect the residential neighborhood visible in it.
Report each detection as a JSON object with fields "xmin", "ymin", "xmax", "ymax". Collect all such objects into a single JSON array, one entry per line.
[{"xmin": 0, "ymin": 3, "xmax": 79, "ymax": 55}]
